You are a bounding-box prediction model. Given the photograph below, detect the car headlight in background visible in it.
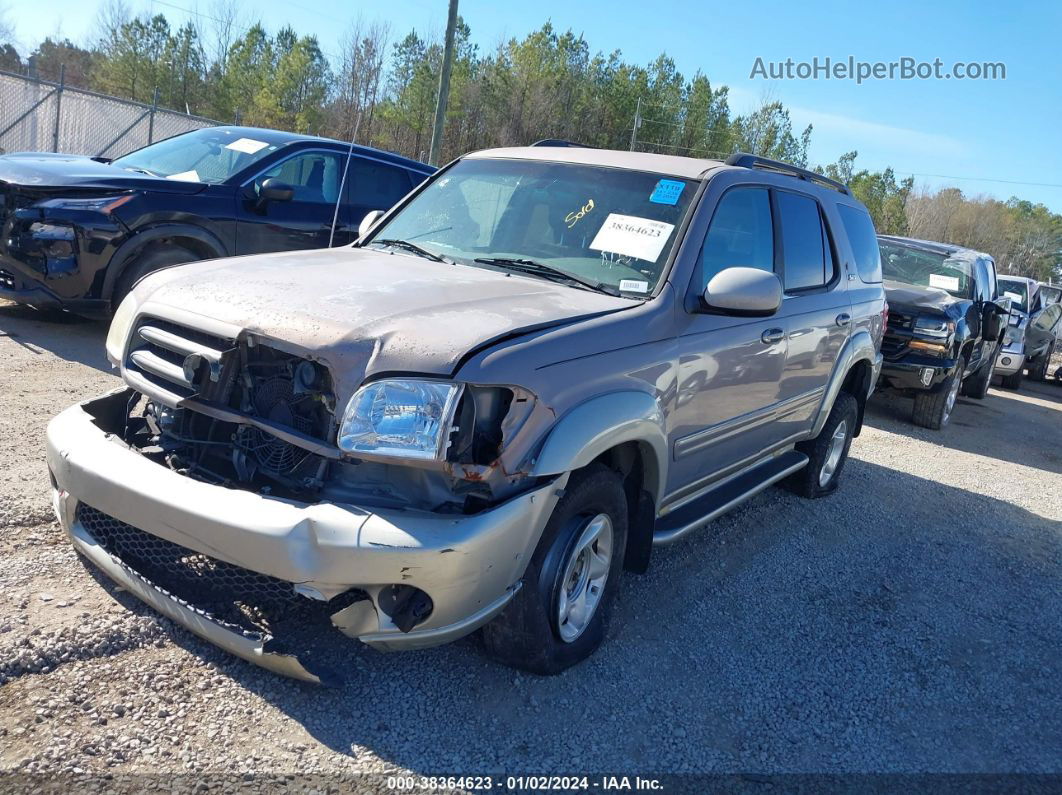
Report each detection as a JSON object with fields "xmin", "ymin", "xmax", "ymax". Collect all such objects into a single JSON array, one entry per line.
[
  {"xmin": 105, "ymin": 293, "xmax": 138, "ymax": 366},
  {"xmin": 913, "ymin": 316, "xmax": 955, "ymax": 338},
  {"xmin": 338, "ymin": 379, "xmax": 463, "ymax": 461},
  {"xmin": 39, "ymin": 194, "xmax": 134, "ymax": 214}
]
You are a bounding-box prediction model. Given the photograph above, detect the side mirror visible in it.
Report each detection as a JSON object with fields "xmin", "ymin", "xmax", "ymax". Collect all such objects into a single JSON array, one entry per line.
[
  {"xmin": 701, "ymin": 267, "xmax": 782, "ymax": 316},
  {"xmin": 358, "ymin": 209, "xmax": 384, "ymax": 240},
  {"xmin": 982, "ymin": 303, "xmax": 1006, "ymax": 340},
  {"xmin": 258, "ymin": 177, "xmax": 294, "ymax": 204}
]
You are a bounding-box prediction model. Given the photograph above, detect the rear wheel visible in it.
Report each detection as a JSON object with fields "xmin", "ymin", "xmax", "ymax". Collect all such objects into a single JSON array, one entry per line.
[
  {"xmin": 912, "ymin": 363, "xmax": 962, "ymax": 429},
  {"xmin": 111, "ymin": 245, "xmax": 198, "ymax": 311},
  {"xmin": 786, "ymin": 391, "xmax": 858, "ymax": 498},
  {"xmin": 481, "ymin": 464, "xmax": 627, "ymax": 675}
]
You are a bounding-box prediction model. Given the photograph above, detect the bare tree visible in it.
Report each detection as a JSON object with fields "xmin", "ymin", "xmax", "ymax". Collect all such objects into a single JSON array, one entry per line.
[
  {"xmin": 334, "ymin": 17, "xmax": 390, "ymax": 143},
  {"xmin": 92, "ymin": 0, "xmax": 130, "ymax": 48},
  {"xmin": 206, "ymin": 0, "xmax": 241, "ymax": 69}
]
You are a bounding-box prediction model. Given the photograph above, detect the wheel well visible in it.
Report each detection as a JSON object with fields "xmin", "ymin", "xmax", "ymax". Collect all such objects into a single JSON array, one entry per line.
[
  {"xmin": 840, "ymin": 359, "xmax": 872, "ymax": 437},
  {"xmin": 592, "ymin": 441, "xmax": 656, "ymax": 574},
  {"xmin": 107, "ymin": 235, "xmax": 215, "ymax": 300}
]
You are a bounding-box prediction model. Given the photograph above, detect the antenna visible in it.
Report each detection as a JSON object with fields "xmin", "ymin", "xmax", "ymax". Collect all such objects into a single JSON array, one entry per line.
[{"xmin": 329, "ymin": 110, "xmax": 362, "ymax": 248}]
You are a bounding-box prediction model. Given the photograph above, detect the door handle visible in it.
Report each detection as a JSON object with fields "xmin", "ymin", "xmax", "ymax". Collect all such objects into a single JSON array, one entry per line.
[
  {"xmin": 761, "ymin": 328, "xmax": 785, "ymax": 345},
  {"xmin": 835, "ymin": 313, "xmax": 852, "ymax": 327}
]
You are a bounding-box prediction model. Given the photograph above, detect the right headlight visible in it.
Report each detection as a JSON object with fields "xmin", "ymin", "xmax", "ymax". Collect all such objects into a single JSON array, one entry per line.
[
  {"xmin": 105, "ymin": 293, "xmax": 138, "ymax": 366},
  {"xmin": 338, "ymin": 379, "xmax": 463, "ymax": 461}
]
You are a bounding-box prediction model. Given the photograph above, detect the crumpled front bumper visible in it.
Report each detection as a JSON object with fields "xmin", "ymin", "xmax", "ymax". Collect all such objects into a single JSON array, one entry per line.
[{"xmin": 46, "ymin": 390, "xmax": 566, "ymax": 682}]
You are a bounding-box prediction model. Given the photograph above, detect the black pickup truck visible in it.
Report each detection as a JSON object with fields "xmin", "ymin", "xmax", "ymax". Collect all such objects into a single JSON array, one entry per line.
[{"xmin": 876, "ymin": 235, "xmax": 1008, "ymax": 429}]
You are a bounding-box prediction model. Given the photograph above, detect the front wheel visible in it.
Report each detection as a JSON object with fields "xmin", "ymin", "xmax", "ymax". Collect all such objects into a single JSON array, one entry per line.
[
  {"xmin": 1001, "ymin": 369, "xmax": 1024, "ymax": 390},
  {"xmin": 912, "ymin": 363, "xmax": 962, "ymax": 429},
  {"xmin": 481, "ymin": 464, "xmax": 627, "ymax": 675},
  {"xmin": 786, "ymin": 391, "xmax": 858, "ymax": 498},
  {"xmin": 1028, "ymin": 345, "xmax": 1053, "ymax": 381},
  {"xmin": 961, "ymin": 357, "xmax": 994, "ymax": 399}
]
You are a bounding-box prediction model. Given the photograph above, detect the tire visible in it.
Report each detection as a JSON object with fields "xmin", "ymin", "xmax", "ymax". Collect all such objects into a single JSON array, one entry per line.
[
  {"xmin": 785, "ymin": 391, "xmax": 858, "ymax": 498},
  {"xmin": 1028, "ymin": 345, "xmax": 1052, "ymax": 381},
  {"xmin": 481, "ymin": 464, "xmax": 628, "ymax": 675},
  {"xmin": 912, "ymin": 362, "xmax": 963, "ymax": 430},
  {"xmin": 1001, "ymin": 369, "xmax": 1023, "ymax": 390},
  {"xmin": 961, "ymin": 356, "xmax": 994, "ymax": 399},
  {"xmin": 111, "ymin": 245, "xmax": 197, "ymax": 311}
]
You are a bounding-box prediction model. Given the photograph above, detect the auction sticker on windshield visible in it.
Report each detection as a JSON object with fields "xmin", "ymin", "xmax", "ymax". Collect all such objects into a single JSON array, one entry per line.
[
  {"xmin": 590, "ymin": 213, "xmax": 674, "ymax": 262},
  {"xmin": 225, "ymin": 137, "xmax": 270, "ymax": 154},
  {"xmin": 929, "ymin": 273, "xmax": 960, "ymax": 291}
]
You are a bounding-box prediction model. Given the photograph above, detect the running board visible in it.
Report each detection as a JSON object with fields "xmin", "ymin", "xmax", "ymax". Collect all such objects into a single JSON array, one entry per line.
[{"xmin": 652, "ymin": 450, "xmax": 809, "ymax": 545}]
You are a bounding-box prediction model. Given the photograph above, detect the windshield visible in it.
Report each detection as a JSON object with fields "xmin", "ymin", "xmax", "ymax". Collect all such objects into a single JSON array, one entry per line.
[
  {"xmin": 880, "ymin": 240, "xmax": 973, "ymax": 298},
  {"xmin": 998, "ymin": 278, "xmax": 1029, "ymax": 313},
  {"xmin": 365, "ymin": 158, "xmax": 698, "ymax": 296},
  {"xmin": 112, "ymin": 128, "xmax": 283, "ymax": 184}
]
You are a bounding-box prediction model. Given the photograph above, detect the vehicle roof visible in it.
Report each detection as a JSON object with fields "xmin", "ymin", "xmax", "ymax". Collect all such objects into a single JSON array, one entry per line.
[
  {"xmin": 878, "ymin": 234, "xmax": 992, "ymax": 262},
  {"xmin": 998, "ymin": 274, "xmax": 1039, "ymax": 287},
  {"xmin": 197, "ymin": 125, "xmax": 433, "ymax": 172},
  {"xmin": 465, "ymin": 146, "xmax": 726, "ymax": 179}
]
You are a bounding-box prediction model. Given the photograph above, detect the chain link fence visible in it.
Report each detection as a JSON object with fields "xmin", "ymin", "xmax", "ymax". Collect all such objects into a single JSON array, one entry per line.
[{"xmin": 0, "ymin": 69, "xmax": 220, "ymax": 158}]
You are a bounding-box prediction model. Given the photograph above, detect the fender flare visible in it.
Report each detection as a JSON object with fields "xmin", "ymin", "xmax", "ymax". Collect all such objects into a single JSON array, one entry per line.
[
  {"xmin": 811, "ymin": 329, "xmax": 879, "ymax": 438},
  {"xmin": 102, "ymin": 224, "xmax": 227, "ymax": 300},
  {"xmin": 530, "ymin": 391, "xmax": 668, "ymax": 504}
]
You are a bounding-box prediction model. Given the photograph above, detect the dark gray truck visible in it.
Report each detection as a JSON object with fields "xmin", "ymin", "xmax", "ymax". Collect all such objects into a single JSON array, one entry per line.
[{"xmin": 46, "ymin": 147, "xmax": 885, "ymax": 683}]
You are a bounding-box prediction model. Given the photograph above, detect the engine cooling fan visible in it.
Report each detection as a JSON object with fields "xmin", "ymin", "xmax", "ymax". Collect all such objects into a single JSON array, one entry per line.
[{"xmin": 238, "ymin": 376, "xmax": 315, "ymax": 475}]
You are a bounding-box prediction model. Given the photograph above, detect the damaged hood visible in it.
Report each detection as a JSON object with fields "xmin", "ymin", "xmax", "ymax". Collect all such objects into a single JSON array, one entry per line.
[
  {"xmin": 0, "ymin": 152, "xmax": 206, "ymax": 194},
  {"xmin": 134, "ymin": 246, "xmax": 634, "ymax": 395},
  {"xmin": 884, "ymin": 280, "xmax": 967, "ymax": 317}
]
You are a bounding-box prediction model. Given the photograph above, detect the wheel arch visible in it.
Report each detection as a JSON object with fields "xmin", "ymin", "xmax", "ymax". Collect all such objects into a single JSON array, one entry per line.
[
  {"xmin": 102, "ymin": 224, "xmax": 227, "ymax": 302},
  {"xmin": 529, "ymin": 391, "xmax": 668, "ymax": 574},
  {"xmin": 811, "ymin": 329, "xmax": 878, "ymax": 439}
]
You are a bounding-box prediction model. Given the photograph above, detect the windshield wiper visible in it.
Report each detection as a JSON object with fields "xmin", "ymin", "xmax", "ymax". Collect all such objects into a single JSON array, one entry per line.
[
  {"xmin": 371, "ymin": 238, "xmax": 448, "ymax": 263},
  {"xmin": 473, "ymin": 257, "xmax": 623, "ymax": 297}
]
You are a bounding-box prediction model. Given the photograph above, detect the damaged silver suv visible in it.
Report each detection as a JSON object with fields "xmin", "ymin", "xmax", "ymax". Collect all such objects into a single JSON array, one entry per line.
[{"xmin": 47, "ymin": 146, "xmax": 885, "ymax": 683}]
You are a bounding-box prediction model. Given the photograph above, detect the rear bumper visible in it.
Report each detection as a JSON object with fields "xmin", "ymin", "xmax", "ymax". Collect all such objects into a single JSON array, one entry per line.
[{"xmin": 47, "ymin": 389, "xmax": 566, "ymax": 679}]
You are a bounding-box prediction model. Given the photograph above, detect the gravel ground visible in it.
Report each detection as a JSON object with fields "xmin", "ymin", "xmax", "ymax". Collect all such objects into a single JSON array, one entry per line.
[{"xmin": 0, "ymin": 298, "xmax": 1060, "ymax": 778}]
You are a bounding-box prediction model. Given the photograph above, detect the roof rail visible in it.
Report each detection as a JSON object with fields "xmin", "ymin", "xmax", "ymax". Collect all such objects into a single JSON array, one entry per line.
[
  {"xmin": 531, "ymin": 139, "xmax": 593, "ymax": 148},
  {"xmin": 725, "ymin": 152, "xmax": 851, "ymax": 195}
]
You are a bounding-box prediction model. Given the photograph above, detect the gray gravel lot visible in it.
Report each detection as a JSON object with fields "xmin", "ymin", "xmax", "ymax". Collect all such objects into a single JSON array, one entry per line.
[{"xmin": 0, "ymin": 299, "xmax": 1060, "ymax": 776}]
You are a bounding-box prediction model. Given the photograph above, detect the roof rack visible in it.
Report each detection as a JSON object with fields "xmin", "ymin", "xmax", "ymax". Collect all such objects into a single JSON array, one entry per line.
[
  {"xmin": 724, "ymin": 152, "xmax": 851, "ymax": 195},
  {"xmin": 530, "ymin": 139, "xmax": 593, "ymax": 148}
]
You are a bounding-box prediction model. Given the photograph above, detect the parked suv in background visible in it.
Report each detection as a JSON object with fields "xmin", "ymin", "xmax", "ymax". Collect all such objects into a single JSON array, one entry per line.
[
  {"xmin": 0, "ymin": 126, "xmax": 432, "ymax": 314},
  {"xmin": 47, "ymin": 148, "xmax": 884, "ymax": 682},
  {"xmin": 877, "ymin": 235, "xmax": 1007, "ymax": 429}
]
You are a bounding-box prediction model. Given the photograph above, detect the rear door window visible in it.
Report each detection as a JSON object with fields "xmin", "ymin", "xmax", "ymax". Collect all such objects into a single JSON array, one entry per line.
[
  {"xmin": 346, "ymin": 158, "xmax": 415, "ymax": 214},
  {"xmin": 837, "ymin": 204, "xmax": 882, "ymax": 283},
  {"xmin": 776, "ymin": 191, "xmax": 831, "ymax": 291}
]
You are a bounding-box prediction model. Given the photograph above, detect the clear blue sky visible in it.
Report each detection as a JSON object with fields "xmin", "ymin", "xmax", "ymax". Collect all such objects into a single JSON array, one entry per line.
[{"xmin": 6, "ymin": 0, "xmax": 1061, "ymax": 211}]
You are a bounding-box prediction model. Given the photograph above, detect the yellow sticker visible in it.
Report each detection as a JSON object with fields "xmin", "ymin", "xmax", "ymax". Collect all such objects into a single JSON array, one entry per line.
[{"xmin": 565, "ymin": 199, "xmax": 595, "ymax": 229}]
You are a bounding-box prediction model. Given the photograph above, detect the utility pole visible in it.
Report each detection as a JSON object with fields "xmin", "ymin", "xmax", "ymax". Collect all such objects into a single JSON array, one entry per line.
[
  {"xmin": 629, "ymin": 97, "xmax": 641, "ymax": 151},
  {"xmin": 428, "ymin": 0, "xmax": 459, "ymax": 166}
]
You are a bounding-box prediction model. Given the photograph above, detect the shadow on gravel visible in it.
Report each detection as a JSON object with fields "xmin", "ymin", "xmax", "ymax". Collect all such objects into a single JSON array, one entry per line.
[
  {"xmin": 866, "ymin": 382, "xmax": 1062, "ymax": 477},
  {"xmin": 0, "ymin": 302, "xmax": 110, "ymax": 373},
  {"xmin": 73, "ymin": 455, "xmax": 1062, "ymax": 773}
]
